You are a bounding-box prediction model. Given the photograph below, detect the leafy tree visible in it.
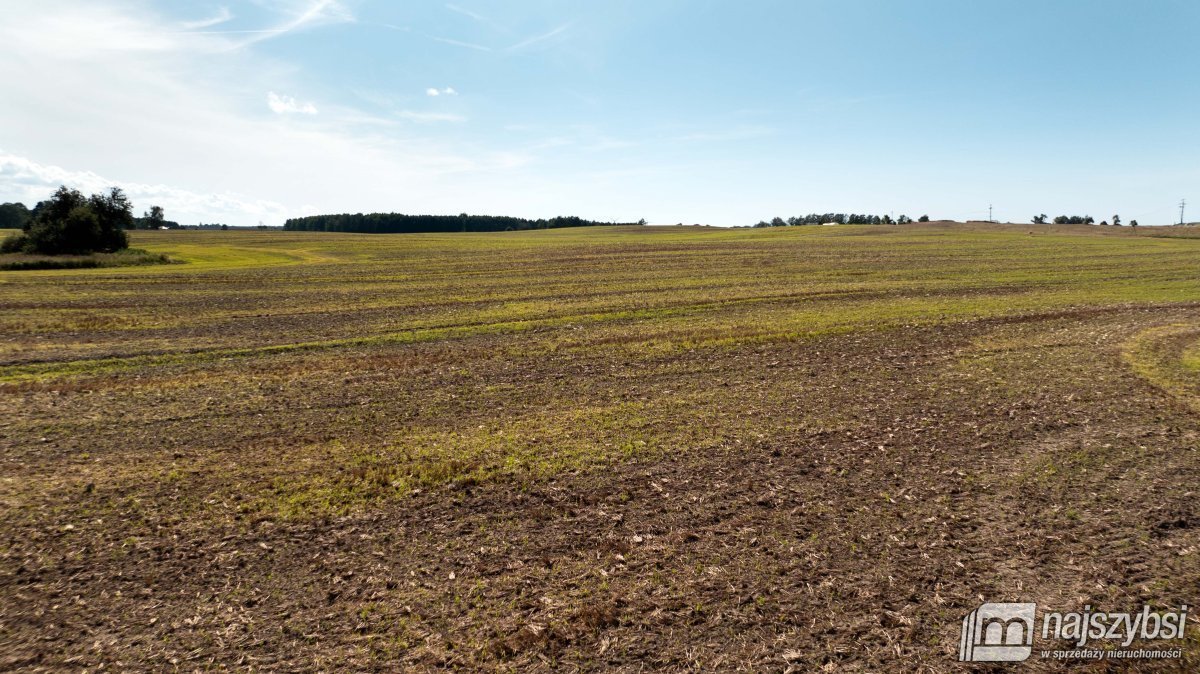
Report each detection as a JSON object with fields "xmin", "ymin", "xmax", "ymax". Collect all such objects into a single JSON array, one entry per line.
[
  {"xmin": 1112, "ymin": 214, "xmax": 1121, "ymax": 226},
  {"xmin": 142, "ymin": 206, "xmax": 165, "ymax": 228},
  {"xmin": 87, "ymin": 187, "xmax": 134, "ymax": 247},
  {"xmin": 1130, "ymin": 219, "xmax": 1139, "ymax": 228},
  {"xmin": 1, "ymin": 186, "xmax": 130, "ymax": 255},
  {"xmin": 1032, "ymin": 214, "xmax": 1047, "ymax": 224},
  {"xmin": 770, "ymin": 217, "xmax": 787, "ymax": 227},
  {"xmin": 918, "ymin": 215, "xmax": 930, "ymax": 222}
]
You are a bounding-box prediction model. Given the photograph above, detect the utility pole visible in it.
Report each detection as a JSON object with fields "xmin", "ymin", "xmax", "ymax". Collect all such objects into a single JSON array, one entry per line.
[
  {"xmin": 989, "ymin": 204, "xmax": 993, "ymax": 223},
  {"xmin": 1181, "ymin": 199, "xmax": 1187, "ymax": 225}
]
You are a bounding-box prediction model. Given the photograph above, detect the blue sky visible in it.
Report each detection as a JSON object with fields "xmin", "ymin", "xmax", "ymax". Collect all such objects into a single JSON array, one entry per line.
[{"xmin": 1, "ymin": 0, "xmax": 1197, "ymax": 226}]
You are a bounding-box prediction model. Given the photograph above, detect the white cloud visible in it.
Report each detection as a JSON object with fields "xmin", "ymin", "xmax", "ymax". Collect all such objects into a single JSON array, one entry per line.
[
  {"xmin": 426, "ymin": 87, "xmax": 458, "ymax": 96},
  {"xmin": 267, "ymin": 91, "xmax": 318, "ymax": 115}
]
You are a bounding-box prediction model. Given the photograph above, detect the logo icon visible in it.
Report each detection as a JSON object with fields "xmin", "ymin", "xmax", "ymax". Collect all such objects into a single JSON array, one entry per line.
[{"xmin": 959, "ymin": 602, "xmax": 1036, "ymax": 662}]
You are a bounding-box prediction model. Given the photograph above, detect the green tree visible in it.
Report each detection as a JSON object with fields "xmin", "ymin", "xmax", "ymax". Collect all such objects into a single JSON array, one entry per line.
[
  {"xmin": 918, "ymin": 215, "xmax": 930, "ymax": 222},
  {"xmin": 1112, "ymin": 214, "xmax": 1121, "ymax": 226},
  {"xmin": 1, "ymin": 186, "xmax": 130, "ymax": 255},
  {"xmin": 87, "ymin": 188, "xmax": 133, "ymax": 250},
  {"xmin": 142, "ymin": 205, "xmax": 165, "ymax": 229},
  {"xmin": 1130, "ymin": 219, "xmax": 1139, "ymax": 228}
]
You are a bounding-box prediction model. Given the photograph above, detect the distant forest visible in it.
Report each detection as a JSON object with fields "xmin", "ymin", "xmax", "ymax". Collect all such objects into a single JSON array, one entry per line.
[
  {"xmin": 284, "ymin": 213, "xmax": 645, "ymax": 233},
  {"xmin": 753, "ymin": 213, "xmax": 929, "ymax": 227}
]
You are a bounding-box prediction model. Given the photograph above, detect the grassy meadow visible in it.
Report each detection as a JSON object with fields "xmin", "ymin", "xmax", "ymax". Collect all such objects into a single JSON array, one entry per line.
[{"xmin": 3, "ymin": 223, "xmax": 1200, "ymax": 670}]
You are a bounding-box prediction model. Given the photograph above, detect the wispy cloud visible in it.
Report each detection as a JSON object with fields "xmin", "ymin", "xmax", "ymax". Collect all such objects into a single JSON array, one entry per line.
[
  {"xmin": 181, "ymin": 7, "xmax": 233, "ymax": 31},
  {"xmin": 444, "ymin": 3, "xmax": 512, "ymax": 34},
  {"xmin": 379, "ymin": 21, "xmax": 493, "ymax": 52},
  {"xmin": 234, "ymin": 0, "xmax": 353, "ymax": 48},
  {"xmin": 427, "ymin": 34, "xmax": 492, "ymax": 52},
  {"xmin": 507, "ymin": 22, "xmax": 572, "ymax": 51},
  {"xmin": 426, "ymin": 87, "xmax": 458, "ymax": 96},
  {"xmin": 267, "ymin": 91, "xmax": 318, "ymax": 115},
  {"xmin": 445, "ymin": 3, "xmax": 488, "ymax": 23}
]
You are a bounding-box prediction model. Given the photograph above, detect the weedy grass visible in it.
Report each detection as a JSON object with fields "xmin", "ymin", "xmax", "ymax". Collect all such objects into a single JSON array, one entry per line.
[
  {"xmin": 0, "ymin": 248, "xmax": 174, "ymax": 271},
  {"xmin": 1121, "ymin": 323, "xmax": 1200, "ymax": 411}
]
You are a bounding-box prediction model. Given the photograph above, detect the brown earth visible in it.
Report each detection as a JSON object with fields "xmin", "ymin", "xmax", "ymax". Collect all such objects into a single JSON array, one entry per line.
[{"xmin": 3, "ymin": 308, "xmax": 1199, "ymax": 672}]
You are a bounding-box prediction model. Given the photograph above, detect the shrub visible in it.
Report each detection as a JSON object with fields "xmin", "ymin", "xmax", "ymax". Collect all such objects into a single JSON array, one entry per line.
[{"xmin": 0, "ymin": 234, "xmax": 25, "ymax": 253}]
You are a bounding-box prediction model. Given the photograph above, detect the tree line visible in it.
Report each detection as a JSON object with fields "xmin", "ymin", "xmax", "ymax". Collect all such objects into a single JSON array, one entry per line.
[
  {"xmin": 753, "ymin": 213, "xmax": 931, "ymax": 227},
  {"xmin": 1031, "ymin": 214, "xmax": 1137, "ymax": 227},
  {"xmin": 283, "ymin": 213, "xmax": 646, "ymax": 233}
]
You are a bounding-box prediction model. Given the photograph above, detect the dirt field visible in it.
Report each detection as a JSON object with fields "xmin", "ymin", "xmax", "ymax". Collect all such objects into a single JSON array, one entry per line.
[{"xmin": 2, "ymin": 223, "xmax": 1199, "ymax": 671}]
